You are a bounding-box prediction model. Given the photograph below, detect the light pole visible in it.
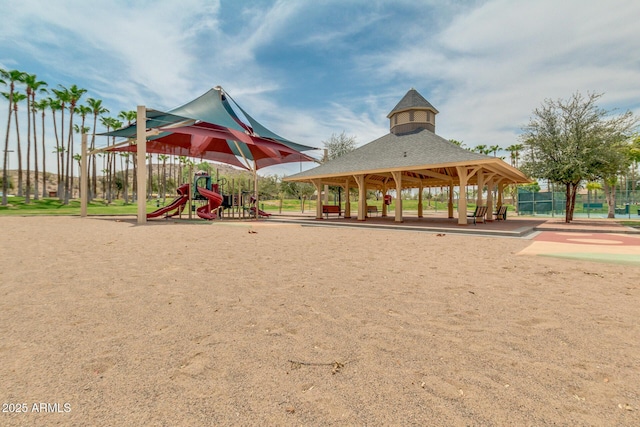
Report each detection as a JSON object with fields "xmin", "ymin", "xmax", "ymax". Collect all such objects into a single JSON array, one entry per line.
[{"xmin": 3, "ymin": 149, "xmax": 13, "ymax": 171}]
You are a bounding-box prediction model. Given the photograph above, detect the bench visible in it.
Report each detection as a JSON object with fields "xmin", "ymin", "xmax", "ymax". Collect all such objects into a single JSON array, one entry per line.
[
  {"xmin": 614, "ymin": 205, "xmax": 630, "ymax": 215},
  {"xmin": 493, "ymin": 205, "xmax": 507, "ymax": 221},
  {"xmin": 322, "ymin": 205, "xmax": 342, "ymax": 218},
  {"xmin": 583, "ymin": 203, "xmax": 603, "ymax": 209},
  {"xmin": 367, "ymin": 205, "xmax": 379, "ymax": 216},
  {"xmin": 467, "ymin": 205, "xmax": 487, "ymax": 225}
]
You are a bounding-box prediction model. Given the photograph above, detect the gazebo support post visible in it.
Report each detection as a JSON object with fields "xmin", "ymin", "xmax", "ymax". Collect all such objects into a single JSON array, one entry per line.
[
  {"xmin": 354, "ymin": 174, "xmax": 366, "ymax": 221},
  {"xmin": 323, "ymin": 184, "xmax": 329, "ymax": 206},
  {"xmin": 418, "ymin": 183, "xmax": 424, "ymax": 218},
  {"xmin": 312, "ymin": 179, "xmax": 323, "ymax": 219},
  {"xmin": 448, "ymin": 183, "xmax": 454, "ymax": 218},
  {"xmin": 344, "ymin": 178, "xmax": 351, "ymax": 218},
  {"xmin": 80, "ymin": 133, "xmax": 88, "ymax": 217},
  {"xmin": 486, "ymin": 177, "xmax": 494, "ymax": 221},
  {"xmin": 391, "ymin": 171, "xmax": 403, "ymax": 223},
  {"xmin": 476, "ymin": 171, "xmax": 484, "ymax": 207},
  {"xmin": 136, "ymin": 105, "xmax": 147, "ymax": 225},
  {"xmin": 497, "ymin": 181, "xmax": 504, "ymax": 207},
  {"xmin": 382, "ymin": 179, "xmax": 390, "ymax": 217},
  {"xmin": 456, "ymin": 166, "xmax": 469, "ymax": 225}
]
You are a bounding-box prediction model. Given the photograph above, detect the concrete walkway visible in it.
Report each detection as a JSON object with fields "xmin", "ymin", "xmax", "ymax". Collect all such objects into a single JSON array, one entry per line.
[{"xmin": 267, "ymin": 211, "xmax": 640, "ymax": 238}]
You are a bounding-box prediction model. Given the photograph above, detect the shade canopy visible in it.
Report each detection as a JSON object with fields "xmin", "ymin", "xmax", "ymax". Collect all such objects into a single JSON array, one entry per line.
[{"xmin": 102, "ymin": 87, "xmax": 317, "ymax": 170}]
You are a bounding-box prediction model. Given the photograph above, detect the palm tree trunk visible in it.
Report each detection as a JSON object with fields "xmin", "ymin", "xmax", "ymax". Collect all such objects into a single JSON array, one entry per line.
[
  {"xmin": 132, "ymin": 154, "xmax": 137, "ymax": 201},
  {"xmin": 41, "ymin": 110, "xmax": 47, "ymax": 198},
  {"xmin": 2, "ymin": 98, "xmax": 13, "ymax": 206},
  {"xmin": 14, "ymin": 107, "xmax": 23, "ymax": 198},
  {"xmin": 25, "ymin": 94, "xmax": 32, "ymax": 203},
  {"xmin": 33, "ymin": 104, "xmax": 39, "ymax": 201},
  {"xmin": 64, "ymin": 113, "xmax": 74, "ymax": 204},
  {"xmin": 91, "ymin": 115, "xmax": 98, "ymax": 200},
  {"xmin": 58, "ymin": 108, "xmax": 65, "ymax": 201}
]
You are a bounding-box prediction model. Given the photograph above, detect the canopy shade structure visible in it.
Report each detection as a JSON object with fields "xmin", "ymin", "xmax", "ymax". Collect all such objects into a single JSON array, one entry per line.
[
  {"xmin": 109, "ymin": 122, "xmax": 315, "ymax": 170},
  {"xmin": 100, "ymin": 87, "xmax": 318, "ymax": 170}
]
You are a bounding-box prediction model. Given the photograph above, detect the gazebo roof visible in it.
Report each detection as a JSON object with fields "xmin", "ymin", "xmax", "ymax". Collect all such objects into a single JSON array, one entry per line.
[
  {"xmin": 387, "ymin": 88, "xmax": 439, "ymax": 117},
  {"xmin": 289, "ymin": 129, "xmax": 485, "ymax": 176},
  {"xmin": 285, "ymin": 88, "xmax": 530, "ymax": 189}
]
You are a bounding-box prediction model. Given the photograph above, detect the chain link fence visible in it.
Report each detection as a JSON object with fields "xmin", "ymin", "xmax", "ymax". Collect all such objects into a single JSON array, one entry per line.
[{"xmin": 517, "ymin": 189, "xmax": 640, "ymax": 218}]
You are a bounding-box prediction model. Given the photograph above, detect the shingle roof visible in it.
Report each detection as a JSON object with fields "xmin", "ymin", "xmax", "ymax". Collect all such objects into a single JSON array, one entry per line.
[
  {"xmin": 287, "ymin": 129, "xmax": 490, "ymax": 179},
  {"xmin": 387, "ymin": 88, "xmax": 439, "ymax": 117}
]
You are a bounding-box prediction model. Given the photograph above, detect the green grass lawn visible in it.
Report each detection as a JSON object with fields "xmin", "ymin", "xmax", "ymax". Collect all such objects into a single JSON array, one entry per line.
[{"xmin": 0, "ymin": 196, "xmax": 158, "ymax": 216}]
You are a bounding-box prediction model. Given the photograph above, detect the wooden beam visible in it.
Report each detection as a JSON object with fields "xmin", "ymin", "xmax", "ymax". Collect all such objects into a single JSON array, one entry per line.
[
  {"xmin": 136, "ymin": 106, "xmax": 147, "ymax": 224},
  {"xmin": 312, "ymin": 179, "xmax": 323, "ymax": 219},
  {"xmin": 456, "ymin": 166, "xmax": 469, "ymax": 225},
  {"xmin": 353, "ymin": 174, "xmax": 366, "ymax": 220},
  {"xmin": 80, "ymin": 133, "xmax": 88, "ymax": 217},
  {"xmin": 391, "ymin": 171, "xmax": 403, "ymax": 223}
]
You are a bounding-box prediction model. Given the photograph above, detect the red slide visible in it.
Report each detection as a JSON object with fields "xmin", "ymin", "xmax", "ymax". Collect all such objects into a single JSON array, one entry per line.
[
  {"xmin": 147, "ymin": 183, "xmax": 189, "ymax": 219},
  {"xmin": 249, "ymin": 206, "xmax": 271, "ymax": 217},
  {"xmin": 196, "ymin": 186, "xmax": 224, "ymax": 220}
]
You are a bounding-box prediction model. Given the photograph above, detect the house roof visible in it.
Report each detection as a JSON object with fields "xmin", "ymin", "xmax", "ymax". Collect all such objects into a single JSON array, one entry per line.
[{"xmin": 387, "ymin": 88, "xmax": 439, "ymax": 117}]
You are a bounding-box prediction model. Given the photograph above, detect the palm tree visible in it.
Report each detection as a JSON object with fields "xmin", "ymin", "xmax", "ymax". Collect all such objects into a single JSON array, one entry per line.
[
  {"xmin": 101, "ymin": 117, "xmax": 122, "ymax": 203},
  {"xmin": 7, "ymin": 91, "xmax": 28, "ymax": 197},
  {"xmin": 506, "ymin": 144, "xmax": 524, "ymax": 168},
  {"xmin": 73, "ymin": 124, "xmax": 90, "ymax": 198},
  {"xmin": 3, "ymin": 92, "xmax": 27, "ymax": 197},
  {"xmin": 51, "ymin": 87, "xmax": 69, "ymax": 199},
  {"xmin": 2, "ymin": 69, "xmax": 27, "ymax": 205},
  {"xmin": 71, "ymin": 104, "xmax": 91, "ymax": 200},
  {"xmin": 63, "ymin": 85, "xmax": 87, "ymax": 202},
  {"xmin": 158, "ymin": 154, "xmax": 169, "ymax": 203},
  {"xmin": 121, "ymin": 152, "xmax": 131, "ymax": 203},
  {"xmin": 86, "ymin": 98, "xmax": 109, "ymax": 200},
  {"xmin": 100, "ymin": 116, "xmax": 115, "ymax": 201},
  {"xmin": 24, "ymin": 73, "xmax": 48, "ymax": 202},
  {"xmin": 489, "ymin": 145, "xmax": 501, "ymax": 157},
  {"xmin": 34, "ymin": 99, "xmax": 50, "ymax": 198},
  {"xmin": 117, "ymin": 110, "xmax": 136, "ymax": 198},
  {"xmin": 473, "ymin": 144, "xmax": 488, "ymax": 155}
]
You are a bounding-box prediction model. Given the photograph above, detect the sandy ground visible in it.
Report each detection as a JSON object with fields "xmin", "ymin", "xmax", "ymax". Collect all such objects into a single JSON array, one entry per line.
[{"xmin": 1, "ymin": 216, "xmax": 639, "ymax": 426}]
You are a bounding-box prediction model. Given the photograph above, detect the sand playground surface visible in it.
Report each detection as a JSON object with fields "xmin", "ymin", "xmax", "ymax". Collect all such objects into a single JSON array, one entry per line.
[{"xmin": 1, "ymin": 216, "xmax": 639, "ymax": 426}]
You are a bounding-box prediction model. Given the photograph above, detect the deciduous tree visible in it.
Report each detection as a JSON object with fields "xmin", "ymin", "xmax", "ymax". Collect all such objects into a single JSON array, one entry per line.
[{"xmin": 521, "ymin": 92, "xmax": 637, "ymax": 222}]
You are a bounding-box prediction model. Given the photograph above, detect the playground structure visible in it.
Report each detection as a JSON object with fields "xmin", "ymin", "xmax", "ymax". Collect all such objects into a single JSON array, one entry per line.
[{"xmin": 146, "ymin": 171, "xmax": 271, "ymax": 220}]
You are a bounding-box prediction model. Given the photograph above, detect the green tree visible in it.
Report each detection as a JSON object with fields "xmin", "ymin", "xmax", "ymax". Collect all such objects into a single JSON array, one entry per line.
[
  {"xmin": 48, "ymin": 96, "xmax": 63, "ymax": 194},
  {"xmin": 24, "ymin": 73, "xmax": 48, "ymax": 202},
  {"xmin": 118, "ymin": 110, "xmax": 137, "ymax": 198},
  {"xmin": 4, "ymin": 91, "xmax": 28, "ymax": 197},
  {"xmin": 521, "ymin": 92, "xmax": 637, "ymax": 222},
  {"xmin": 280, "ymin": 181, "xmax": 315, "ymax": 212},
  {"xmin": 158, "ymin": 154, "xmax": 169, "ymax": 202},
  {"xmin": 62, "ymin": 85, "xmax": 87, "ymax": 203},
  {"xmin": 51, "ymin": 87, "xmax": 70, "ymax": 199},
  {"xmin": 322, "ymin": 131, "xmax": 357, "ymax": 160},
  {"xmin": 506, "ymin": 144, "xmax": 524, "ymax": 167},
  {"xmin": 1, "ymin": 69, "xmax": 27, "ymax": 204},
  {"xmin": 489, "ymin": 145, "xmax": 501, "ymax": 157},
  {"xmin": 86, "ymin": 98, "xmax": 109, "ymax": 200},
  {"xmin": 449, "ymin": 139, "xmax": 465, "ymax": 148},
  {"xmin": 33, "ymin": 98, "xmax": 50, "ymax": 198}
]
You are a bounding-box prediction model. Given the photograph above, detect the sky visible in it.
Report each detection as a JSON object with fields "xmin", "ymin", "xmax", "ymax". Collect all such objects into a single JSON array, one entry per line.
[{"xmin": 2, "ymin": 0, "xmax": 640, "ymax": 177}]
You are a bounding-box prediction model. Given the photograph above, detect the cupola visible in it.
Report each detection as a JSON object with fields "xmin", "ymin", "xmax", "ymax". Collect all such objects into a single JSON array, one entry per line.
[{"xmin": 387, "ymin": 88, "xmax": 438, "ymax": 134}]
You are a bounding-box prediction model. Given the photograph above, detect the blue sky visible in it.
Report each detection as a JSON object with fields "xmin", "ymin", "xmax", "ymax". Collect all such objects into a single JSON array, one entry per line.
[{"xmin": 2, "ymin": 0, "xmax": 640, "ymax": 176}]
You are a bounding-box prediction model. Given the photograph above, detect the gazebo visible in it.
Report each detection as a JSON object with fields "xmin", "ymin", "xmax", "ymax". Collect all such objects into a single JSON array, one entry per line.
[{"xmin": 284, "ymin": 88, "xmax": 530, "ymax": 225}]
